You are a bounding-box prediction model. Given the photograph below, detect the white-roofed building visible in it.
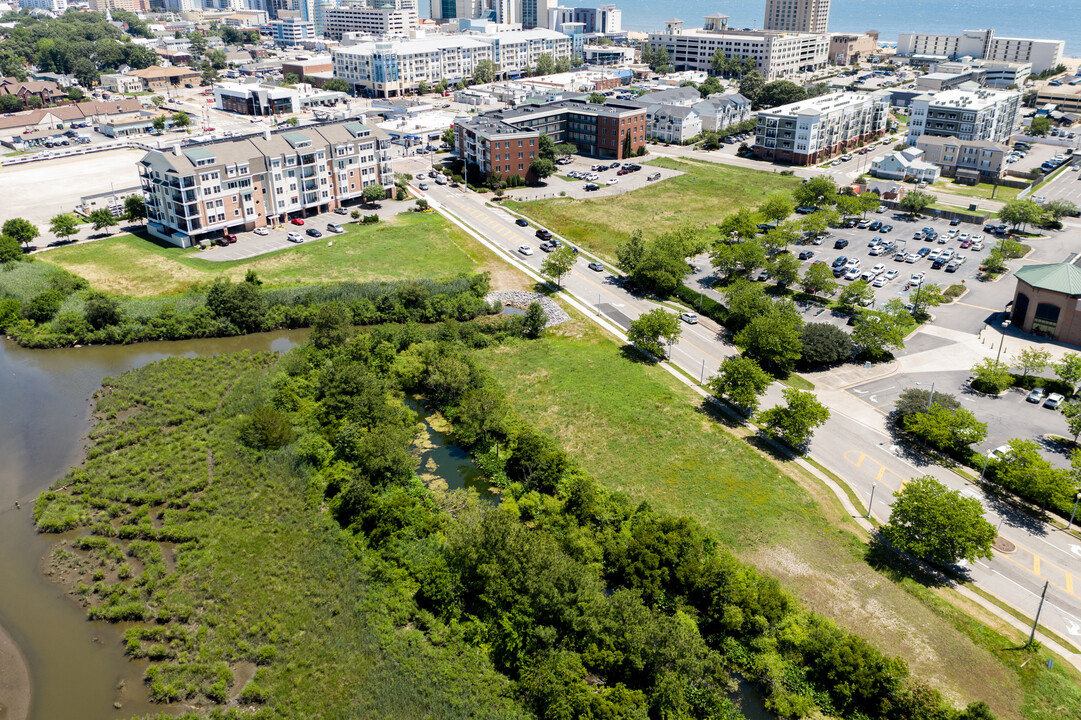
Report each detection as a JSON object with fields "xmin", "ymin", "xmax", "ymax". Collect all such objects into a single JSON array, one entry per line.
[
  {"xmin": 870, "ymin": 147, "xmax": 941, "ymax": 184},
  {"xmin": 754, "ymin": 91, "xmax": 889, "ymax": 165}
]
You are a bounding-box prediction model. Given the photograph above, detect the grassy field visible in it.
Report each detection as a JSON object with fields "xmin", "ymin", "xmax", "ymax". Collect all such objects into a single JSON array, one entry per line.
[
  {"xmin": 36, "ymin": 212, "xmax": 502, "ymax": 296},
  {"xmin": 478, "ymin": 314, "xmax": 1081, "ymax": 720},
  {"xmin": 933, "ymin": 180, "xmax": 1024, "ymax": 202},
  {"xmin": 504, "ymin": 157, "xmax": 802, "ymax": 262}
]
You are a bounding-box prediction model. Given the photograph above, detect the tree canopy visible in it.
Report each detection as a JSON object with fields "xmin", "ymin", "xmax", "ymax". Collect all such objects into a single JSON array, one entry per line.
[{"xmin": 882, "ymin": 476, "xmax": 996, "ymax": 565}]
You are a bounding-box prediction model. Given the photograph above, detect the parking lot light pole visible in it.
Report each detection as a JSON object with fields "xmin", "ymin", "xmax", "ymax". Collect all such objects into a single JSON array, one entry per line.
[
  {"xmin": 979, "ymin": 450, "xmax": 992, "ymax": 483},
  {"xmin": 866, "ymin": 483, "xmax": 876, "ymax": 518},
  {"xmin": 1067, "ymin": 490, "xmax": 1081, "ymax": 530}
]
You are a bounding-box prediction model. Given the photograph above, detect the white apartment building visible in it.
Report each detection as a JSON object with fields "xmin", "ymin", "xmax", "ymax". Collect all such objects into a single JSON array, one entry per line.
[
  {"xmin": 323, "ymin": 6, "xmax": 418, "ymax": 40},
  {"xmin": 332, "ymin": 29, "xmax": 572, "ymax": 96},
  {"xmin": 17, "ymin": 0, "xmax": 67, "ymax": 12},
  {"xmin": 267, "ymin": 17, "xmax": 317, "ymax": 46},
  {"xmin": 139, "ymin": 121, "xmax": 393, "ymax": 248},
  {"xmin": 753, "ymin": 91, "xmax": 889, "ymax": 165},
  {"xmin": 548, "ymin": 4, "xmax": 621, "ymax": 34},
  {"xmin": 647, "ymin": 15, "xmax": 829, "ymax": 81},
  {"xmin": 763, "ymin": 0, "xmax": 829, "ymax": 35},
  {"xmin": 906, "ymin": 87, "xmax": 1020, "ymax": 146},
  {"xmin": 896, "ymin": 28, "xmax": 1063, "ymax": 74}
]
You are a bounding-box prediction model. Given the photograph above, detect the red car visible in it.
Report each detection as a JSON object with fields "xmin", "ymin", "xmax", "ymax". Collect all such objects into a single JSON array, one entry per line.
[
  {"xmin": 290, "ymin": 218, "xmax": 305, "ymax": 226},
  {"xmin": 224, "ymin": 233, "xmax": 237, "ymax": 244}
]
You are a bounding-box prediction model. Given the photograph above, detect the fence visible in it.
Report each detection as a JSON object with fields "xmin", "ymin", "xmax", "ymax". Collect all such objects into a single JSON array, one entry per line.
[{"xmin": 0, "ymin": 139, "xmax": 155, "ymax": 167}]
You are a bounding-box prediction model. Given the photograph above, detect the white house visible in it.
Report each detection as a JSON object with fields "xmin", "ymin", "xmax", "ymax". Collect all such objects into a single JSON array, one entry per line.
[
  {"xmin": 693, "ymin": 92, "xmax": 752, "ymax": 132},
  {"xmin": 870, "ymin": 147, "xmax": 941, "ymax": 184},
  {"xmin": 650, "ymin": 105, "xmax": 701, "ymax": 143}
]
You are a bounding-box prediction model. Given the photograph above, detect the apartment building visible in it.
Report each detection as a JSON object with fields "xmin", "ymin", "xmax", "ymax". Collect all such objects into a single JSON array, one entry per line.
[
  {"xmin": 455, "ymin": 97, "xmax": 646, "ymax": 180},
  {"xmin": 931, "ymin": 59, "xmax": 1031, "ymax": 89},
  {"xmin": 896, "ymin": 28, "xmax": 1063, "ymax": 74},
  {"xmin": 915, "ymin": 135, "xmax": 1008, "ymax": 182},
  {"xmin": 323, "ymin": 5, "xmax": 418, "ymax": 40},
  {"xmin": 267, "ymin": 17, "xmax": 316, "ymax": 46},
  {"xmin": 1036, "ymin": 84, "xmax": 1081, "ymax": 113},
  {"xmin": 332, "ymin": 29, "xmax": 572, "ymax": 97},
  {"xmin": 828, "ymin": 31, "xmax": 877, "ymax": 66},
  {"xmin": 548, "ymin": 4, "xmax": 621, "ymax": 34},
  {"xmin": 763, "ymin": 0, "xmax": 830, "ymax": 35},
  {"xmin": 906, "ymin": 88, "xmax": 1020, "ymax": 146},
  {"xmin": 753, "ymin": 91, "xmax": 889, "ymax": 165},
  {"xmin": 647, "ymin": 15, "xmax": 829, "ymax": 81},
  {"xmin": 139, "ymin": 121, "xmax": 393, "ymax": 248}
]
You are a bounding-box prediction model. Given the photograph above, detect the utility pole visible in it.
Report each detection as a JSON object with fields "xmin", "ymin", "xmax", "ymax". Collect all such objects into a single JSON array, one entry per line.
[
  {"xmin": 866, "ymin": 483, "xmax": 876, "ymax": 518},
  {"xmin": 926, "ymin": 382, "xmax": 935, "ymax": 410},
  {"xmin": 1028, "ymin": 581, "xmax": 1049, "ymax": 648}
]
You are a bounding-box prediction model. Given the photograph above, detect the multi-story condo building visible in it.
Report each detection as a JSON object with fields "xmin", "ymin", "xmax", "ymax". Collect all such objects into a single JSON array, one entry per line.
[
  {"xmin": 763, "ymin": 0, "xmax": 829, "ymax": 35},
  {"xmin": 429, "ymin": 0, "xmax": 485, "ymax": 21},
  {"xmin": 915, "ymin": 135, "xmax": 1009, "ymax": 182},
  {"xmin": 332, "ymin": 29, "xmax": 572, "ymax": 97},
  {"xmin": 896, "ymin": 28, "xmax": 1063, "ymax": 75},
  {"xmin": 267, "ymin": 17, "xmax": 316, "ymax": 46},
  {"xmin": 548, "ymin": 4, "xmax": 621, "ymax": 34},
  {"xmin": 753, "ymin": 91, "xmax": 889, "ymax": 166},
  {"xmin": 323, "ymin": 5, "xmax": 418, "ymax": 40},
  {"xmin": 1036, "ymin": 84, "xmax": 1081, "ymax": 113},
  {"xmin": 647, "ymin": 15, "xmax": 829, "ymax": 81},
  {"xmin": 455, "ymin": 98, "xmax": 646, "ymax": 180},
  {"xmin": 906, "ymin": 88, "xmax": 1020, "ymax": 146},
  {"xmin": 17, "ymin": 0, "xmax": 68, "ymax": 12},
  {"xmin": 139, "ymin": 121, "xmax": 393, "ymax": 248}
]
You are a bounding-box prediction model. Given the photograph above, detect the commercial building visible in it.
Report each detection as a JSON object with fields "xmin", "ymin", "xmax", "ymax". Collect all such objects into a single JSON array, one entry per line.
[
  {"xmin": 1036, "ymin": 84, "xmax": 1081, "ymax": 114},
  {"xmin": 548, "ymin": 4, "xmax": 621, "ymax": 34},
  {"xmin": 332, "ymin": 29, "xmax": 572, "ymax": 97},
  {"xmin": 915, "ymin": 135, "xmax": 1008, "ymax": 182},
  {"xmin": 1011, "ymin": 262, "xmax": 1081, "ymax": 346},
  {"xmin": 267, "ymin": 17, "xmax": 316, "ymax": 46},
  {"xmin": 763, "ymin": 0, "xmax": 829, "ymax": 35},
  {"xmin": 906, "ymin": 87, "xmax": 1020, "ymax": 145},
  {"xmin": 123, "ymin": 66, "xmax": 202, "ymax": 92},
  {"xmin": 213, "ymin": 82, "xmax": 348, "ymax": 115},
  {"xmin": 648, "ymin": 14, "xmax": 829, "ymax": 81},
  {"xmin": 896, "ymin": 28, "xmax": 1064, "ymax": 74},
  {"xmin": 101, "ymin": 73, "xmax": 145, "ymax": 94},
  {"xmin": 753, "ymin": 91, "xmax": 889, "ymax": 165},
  {"xmin": 828, "ymin": 32, "xmax": 878, "ymax": 66},
  {"xmin": 323, "ymin": 5, "xmax": 418, "ymax": 40},
  {"xmin": 139, "ymin": 120, "xmax": 393, "ymax": 248},
  {"xmin": 455, "ymin": 97, "xmax": 646, "ymax": 180},
  {"xmin": 582, "ymin": 44, "xmax": 634, "ymax": 66}
]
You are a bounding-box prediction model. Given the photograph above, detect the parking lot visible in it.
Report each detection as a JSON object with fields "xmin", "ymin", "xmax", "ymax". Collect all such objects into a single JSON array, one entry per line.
[
  {"xmin": 1031, "ymin": 160, "xmax": 1081, "ymax": 205},
  {"xmin": 848, "ymin": 368, "xmax": 1073, "ymax": 469},
  {"xmin": 506, "ymin": 155, "xmax": 684, "ymax": 201}
]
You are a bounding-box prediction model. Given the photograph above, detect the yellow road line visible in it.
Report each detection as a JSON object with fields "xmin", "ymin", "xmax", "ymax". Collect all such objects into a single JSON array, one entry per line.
[
  {"xmin": 955, "ymin": 301, "xmax": 998, "ymax": 312},
  {"xmin": 1068, "ymin": 573, "xmax": 1074, "ymax": 595},
  {"xmin": 1034, "ymin": 555, "xmax": 1041, "ymax": 575}
]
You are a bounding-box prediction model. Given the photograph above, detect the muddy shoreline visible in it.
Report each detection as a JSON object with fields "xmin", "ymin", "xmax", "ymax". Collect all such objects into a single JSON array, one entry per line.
[{"xmin": 0, "ymin": 596, "xmax": 31, "ymax": 720}]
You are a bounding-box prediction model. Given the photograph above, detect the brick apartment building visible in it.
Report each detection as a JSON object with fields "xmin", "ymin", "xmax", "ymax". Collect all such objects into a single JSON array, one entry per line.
[
  {"xmin": 139, "ymin": 120, "xmax": 393, "ymax": 248},
  {"xmin": 455, "ymin": 98, "xmax": 646, "ymax": 182}
]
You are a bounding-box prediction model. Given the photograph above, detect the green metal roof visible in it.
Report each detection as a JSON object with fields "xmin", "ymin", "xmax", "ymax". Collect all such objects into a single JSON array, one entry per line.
[
  {"xmin": 1015, "ymin": 262, "xmax": 1081, "ymax": 296},
  {"xmin": 181, "ymin": 147, "xmax": 214, "ymax": 162},
  {"xmin": 282, "ymin": 131, "xmax": 312, "ymax": 148},
  {"xmin": 344, "ymin": 121, "xmax": 369, "ymax": 136}
]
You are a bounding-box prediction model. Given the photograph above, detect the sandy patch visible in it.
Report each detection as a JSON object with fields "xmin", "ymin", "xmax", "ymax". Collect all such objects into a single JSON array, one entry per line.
[{"xmin": 0, "ymin": 619, "xmax": 31, "ymax": 720}]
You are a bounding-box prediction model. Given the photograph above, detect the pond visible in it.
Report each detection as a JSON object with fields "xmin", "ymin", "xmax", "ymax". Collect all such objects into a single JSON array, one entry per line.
[{"xmin": 407, "ymin": 398, "xmax": 499, "ymax": 502}]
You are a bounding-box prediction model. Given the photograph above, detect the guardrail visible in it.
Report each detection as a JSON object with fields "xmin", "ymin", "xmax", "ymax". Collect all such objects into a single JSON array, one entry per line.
[{"xmin": 1, "ymin": 139, "xmax": 156, "ymax": 167}]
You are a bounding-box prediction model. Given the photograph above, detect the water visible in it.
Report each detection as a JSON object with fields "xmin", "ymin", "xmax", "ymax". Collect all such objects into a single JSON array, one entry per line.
[
  {"xmin": 730, "ymin": 674, "xmax": 775, "ymax": 720},
  {"xmin": 420, "ymin": 1, "xmax": 1081, "ymax": 57},
  {"xmin": 0, "ymin": 330, "xmax": 308, "ymax": 720},
  {"xmin": 408, "ymin": 398, "xmax": 499, "ymax": 500}
]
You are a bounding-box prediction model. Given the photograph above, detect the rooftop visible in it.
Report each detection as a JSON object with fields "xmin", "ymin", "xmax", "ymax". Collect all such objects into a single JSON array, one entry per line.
[
  {"xmin": 913, "ymin": 87, "xmax": 1019, "ymax": 109},
  {"xmin": 1015, "ymin": 262, "xmax": 1081, "ymax": 296},
  {"xmin": 758, "ymin": 91, "xmax": 886, "ymax": 116}
]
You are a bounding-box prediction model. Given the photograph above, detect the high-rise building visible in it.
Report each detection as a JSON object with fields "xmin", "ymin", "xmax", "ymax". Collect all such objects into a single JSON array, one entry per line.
[
  {"xmin": 753, "ymin": 91, "xmax": 889, "ymax": 165},
  {"xmin": 763, "ymin": 0, "xmax": 829, "ymax": 35},
  {"xmin": 324, "ymin": 5, "xmax": 418, "ymax": 39},
  {"xmin": 548, "ymin": 4, "xmax": 620, "ymax": 34},
  {"xmin": 906, "ymin": 87, "xmax": 1020, "ymax": 146},
  {"xmin": 896, "ymin": 28, "xmax": 1064, "ymax": 75}
]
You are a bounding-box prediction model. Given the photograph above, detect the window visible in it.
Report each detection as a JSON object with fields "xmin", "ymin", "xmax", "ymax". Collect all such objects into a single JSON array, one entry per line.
[{"xmin": 234, "ymin": 209, "xmax": 240, "ymax": 217}]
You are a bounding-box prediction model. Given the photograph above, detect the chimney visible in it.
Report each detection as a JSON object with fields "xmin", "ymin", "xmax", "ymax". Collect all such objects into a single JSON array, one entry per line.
[
  {"xmin": 263, "ymin": 126, "xmax": 271, "ymax": 141},
  {"xmin": 174, "ymin": 142, "xmax": 181, "ymax": 155}
]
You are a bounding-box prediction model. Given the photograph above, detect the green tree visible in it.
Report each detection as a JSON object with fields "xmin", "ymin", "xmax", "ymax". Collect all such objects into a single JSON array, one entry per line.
[
  {"xmin": 554, "ymin": 142, "xmax": 577, "ymax": 157},
  {"xmin": 998, "ymin": 199, "xmax": 1043, "ymax": 231},
  {"xmin": 898, "ymin": 190, "xmax": 936, "ymax": 216},
  {"xmin": 523, "ymin": 301, "xmax": 546, "ymax": 338},
  {"xmin": 1042, "ymin": 199, "xmax": 1079, "ymax": 222},
  {"xmin": 541, "ymin": 245, "xmax": 576, "ymax": 288},
  {"xmin": 1060, "ymin": 401, "xmax": 1081, "ymax": 441},
  {"xmin": 322, "ymin": 78, "xmax": 351, "ymax": 93},
  {"xmin": 755, "ymin": 80, "xmax": 808, "ymax": 109},
  {"xmin": 67, "ymin": 87, "xmax": 84, "ymax": 101},
  {"xmin": 893, "ymin": 388, "xmax": 961, "ymax": 421},
  {"xmin": 800, "ymin": 262, "xmax": 839, "ymax": 296},
  {"xmin": 2, "ymin": 218, "xmax": 39, "ymax": 247},
  {"xmin": 622, "ymin": 131, "xmax": 632, "ymax": 158},
  {"xmin": 615, "ymin": 229, "xmax": 646, "ymax": 273},
  {"xmin": 535, "ymin": 53, "xmax": 555, "ymax": 76},
  {"xmin": 363, "ymin": 184, "xmax": 386, "ymax": 205},
  {"xmin": 798, "ymin": 322, "xmax": 853, "ymax": 367},
  {"xmin": 205, "ymin": 277, "xmax": 266, "ymax": 333},
  {"xmin": 416, "ymin": 80, "xmax": 429, "ymax": 95},
  {"xmin": 188, "ymin": 30, "xmax": 207, "ymax": 56},
  {"xmin": 529, "ymin": 158, "xmax": 556, "ymax": 181},
  {"xmin": 1054, "ymin": 352, "xmax": 1081, "ymax": 394},
  {"xmin": 441, "ymin": 126, "xmax": 455, "ymax": 147},
  {"xmin": 709, "ymin": 48, "xmax": 728, "ymax": 77},
  {"xmin": 49, "ymin": 213, "xmax": 79, "ymax": 243},
  {"xmin": 82, "ymin": 292, "xmax": 122, "ymax": 330},
  {"xmin": 759, "ymin": 387, "xmax": 830, "ymax": 447},
  {"xmin": 838, "ymin": 280, "xmax": 875, "ymax": 310},
  {"xmin": 201, "ymin": 62, "xmax": 219, "ymax": 86},
  {"xmin": 205, "ymin": 48, "xmax": 226, "ymax": 69},
  {"xmin": 0, "ymin": 95, "xmax": 21, "ymax": 112},
  {"xmin": 911, "ymin": 281, "xmax": 947, "ymax": 317},
  {"xmin": 537, "ymin": 133, "xmax": 556, "ymax": 162},
  {"xmin": 970, "ymin": 357, "xmax": 1013, "ymax": 394},
  {"xmin": 851, "ymin": 311, "xmax": 907, "ymax": 358},
  {"xmin": 628, "ymin": 308, "xmax": 682, "ymax": 359},
  {"xmin": 473, "ymin": 59, "xmax": 498, "ymax": 84},
  {"xmin": 588, "ymin": 92, "xmax": 606, "ymax": 104},
  {"xmin": 151, "ymin": 115, "xmax": 167, "ymax": 131},
  {"xmin": 882, "ymin": 476, "xmax": 996, "ymax": 565},
  {"xmin": 903, "ymin": 405, "xmax": 987, "ymax": 453},
  {"xmin": 1029, "ymin": 116, "xmax": 1052, "ymax": 136},
  {"xmin": 800, "ymin": 207, "xmax": 838, "ymax": 237},
  {"xmin": 759, "ymin": 194, "xmax": 794, "ymax": 223},
  {"xmin": 1014, "ymin": 347, "xmax": 1051, "ymax": 381},
  {"xmin": 857, "ymin": 192, "xmax": 881, "ymax": 217},
  {"xmin": 88, "ymin": 208, "xmax": 116, "ymax": 233},
  {"xmin": 733, "ymin": 299, "xmax": 803, "ymax": 374},
  {"xmin": 768, "ymin": 251, "xmax": 801, "ymax": 286},
  {"xmin": 793, "ymin": 175, "xmax": 838, "ymax": 208},
  {"xmin": 738, "ymin": 69, "xmax": 765, "ymax": 102},
  {"xmin": 707, "ymin": 355, "xmax": 772, "ymax": 414},
  {"xmin": 309, "ymin": 301, "xmax": 353, "ymax": 349},
  {"xmin": 717, "ymin": 207, "xmax": 757, "ymax": 241},
  {"xmin": 990, "ymin": 439, "xmax": 1073, "ymax": 511},
  {"xmin": 170, "ymin": 111, "xmax": 191, "ymax": 128},
  {"xmin": 0, "ymin": 235, "xmax": 23, "ymax": 263}
]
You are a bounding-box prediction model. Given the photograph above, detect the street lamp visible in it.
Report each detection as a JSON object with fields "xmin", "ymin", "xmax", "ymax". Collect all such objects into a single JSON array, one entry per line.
[
  {"xmin": 979, "ymin": 450, "xmax": 992, "ymax": 483},
  {"xmin": 866, "ymin": 482, "xmax": 876, "ymax": 518},
  {"xmin": 1068, "ymin": 490, "xmax": 1081, "ymax": 530}
]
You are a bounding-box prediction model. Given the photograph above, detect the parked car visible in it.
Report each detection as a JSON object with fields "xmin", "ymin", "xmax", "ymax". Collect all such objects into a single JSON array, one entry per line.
[
  {"xmin": 834, "ymin": 238, "xmax": 849, "ymax": 249},
  {"xmin": 419, "ymin": 182, "xmax": 428, "ymax": 190},
  {"xmin": 287, "ymin": 232, "xmax": 303, "ymax": 243},
  {"xmin": 327, "ymin": 223, "xmax": 344, "ymax": 233},
  {"xmin": 588, "ymin": 261, "xmax": 604, "ymax": 272},
  {"xmin": 290, "ymin": 218, "xmax": 304, "ymax": 226},
  {"xmin": 606, "ymin": 177, "xmax": 619, "ymax": 185},
  {"xmin": 843, "ymin": 267, "xmax": 861, "ymax": 281},
  {"xmin": 894, "ymin": 251, "xmax": 907, "ymax": 262},
  {"xmin": 909, "ymin": 272, "xmax": 925, "ymax": 286},
  {"xmin": 798, "ymin": 250, "xmax": 815, "ymax": 260},
  {"xmin": 536, "ymin": 229, "xmax": 552, "ymax": 241},
  {"xmin": 1045, "ymin": 393, "xmax": 1066, "ymax": 409},
  {"xmin": 223, "ymin": 233, "xmax": 237, "ymax": 244},
  {"xmin": 584, "ymin": 183, "xmax": 600, "ymax": 191},
  {"xmin": 518, "ymin": 245, "xmax": 534, "ymax": 255},
  {"xmin": 305, "ymin": 228, "xmax": 322, "ymax": 238},
  {"xmin": 832, "ymin": 256, "xmax": 848, "ymax": 268},
  {"xmin": 647, "ymin": 172, "xmax": 661, "ymax": 181},
  {"xmin": 334, "ymin": 207, "xmax": 349, "ymax": 215},
  {"xmin": 880, "ymin": 224, "xmax": 893, "ymax": 233},
  {"xmin": 1027, "ymin": 387, "xmax": 1047, "ymax": 403},
  {"xmin": 916, "ymin": 247, "xmax": 931, "ymax": 258},
  {"xmin": 515, "ymin": 218, "xmax": 529, "ymax": 227},
  {"xmin": 680, "ymin": 312, "xmax": 698, "ymax": 324}
]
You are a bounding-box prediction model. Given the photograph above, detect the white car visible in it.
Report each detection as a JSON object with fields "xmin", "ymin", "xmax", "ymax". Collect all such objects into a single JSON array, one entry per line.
[
  {"xmin": 971, "ymin": 239, "xmax": 984, "ymax": 251},
  {"xmin": 928, "ymin": 249, "xmax": 941, "ymax": 261},
  {"xmin": 287, "ymin": 231, "xmax": 303, "ymax": 243},
  {"xmin": 958, "ymin": 232, "xmax": 969, "ymax": 241},
  {"xmin": 680, "ymin": 312, "xmax": 698, "ymax": 324},
  {"xmin": 870, "ymin": 263, "xmax": 886, "ymax": 276},
  {"xmin": 606, "ymin": 177, "xmax": 619, "ymax": 185},
  {"xmin": 844, "ymin": 267, "xmax": 861, "ymax": 280},
  {"xmin": 253, "ymin": 227, "xmax": 269, "ymax": 236},
  {"xmin": 909, "ymin": 272, "xmax": 925, "ymax": 286},
  {"xmin": 518, "ymin": 245, "xmax": 534, "ymax": 256}
]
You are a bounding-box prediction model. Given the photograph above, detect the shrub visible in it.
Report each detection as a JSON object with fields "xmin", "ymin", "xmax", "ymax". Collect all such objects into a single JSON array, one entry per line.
[{"xmin": 798, "ymin": 322, "xmax": 853, "ymax": 368}]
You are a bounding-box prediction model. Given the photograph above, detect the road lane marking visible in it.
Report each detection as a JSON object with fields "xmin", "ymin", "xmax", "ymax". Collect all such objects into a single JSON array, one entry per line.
[
  {"xmin": 1035, "ymin": 555, "xmax": 1041, "ymax": 575},
  {"xmin": 954, "ymin": 301, "xmax": 999, "ymax": 312}
]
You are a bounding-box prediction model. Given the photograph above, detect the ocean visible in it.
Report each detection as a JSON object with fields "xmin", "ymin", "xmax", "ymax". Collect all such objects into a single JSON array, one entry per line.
[{"xmin": 418, "ymin": 1, "xmax": 1081, "ymax": 58}]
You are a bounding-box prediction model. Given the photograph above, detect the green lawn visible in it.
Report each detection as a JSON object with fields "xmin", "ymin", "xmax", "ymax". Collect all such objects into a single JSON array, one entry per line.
[
  {"xmin": 478, "ymin": 315, "xmax": 1081, "ymax": 720},
  {"xmin": 504, "ymin": 157, "xmax": 802, "ymax": 262},
  {"xmin": 37, "ymin": 212, "xmax": 499, "ymax": 296},
  {"xmin": 933, "ymin": 180, "xmax": 1023, "ymax": 202}
]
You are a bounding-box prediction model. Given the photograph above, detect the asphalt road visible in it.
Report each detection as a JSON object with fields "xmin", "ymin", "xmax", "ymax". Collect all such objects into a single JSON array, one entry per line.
[{"xmin": 405, "ymin": 156, "xmax": 1081, "ymax": 653}]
